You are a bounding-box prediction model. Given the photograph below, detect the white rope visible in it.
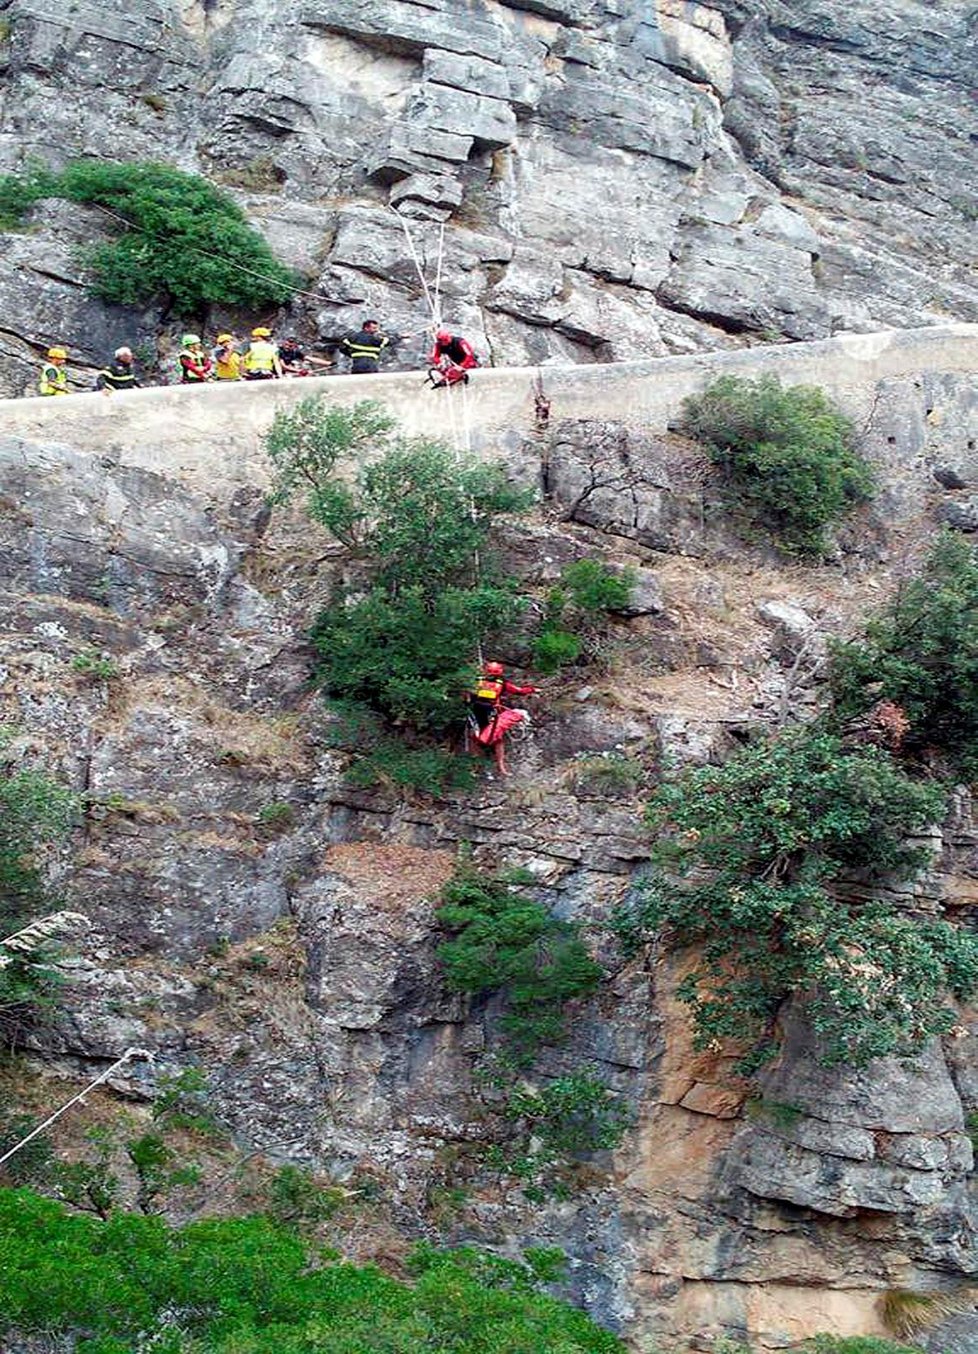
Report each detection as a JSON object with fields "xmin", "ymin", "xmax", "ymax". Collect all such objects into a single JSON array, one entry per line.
[
  {"xmin": 392, "ymin": 208, "xmax": 438, "ymax": 322},
  {"xmin": 0, "ymin": 1047, "xmax": 152, "ymax": 1169},
  {"xmin": 387, "ymin": 209, "xmax": 486, "ymax": 672},
  {"xmin": 432, "ymin": 220, "xmax": 446, "ymax": 332}
]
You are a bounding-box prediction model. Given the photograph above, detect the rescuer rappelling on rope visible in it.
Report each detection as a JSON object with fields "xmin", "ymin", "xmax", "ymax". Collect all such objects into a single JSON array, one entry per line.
[{"xmin": 465, "ymin": 660, "xmax": 537, "ymax": 777}]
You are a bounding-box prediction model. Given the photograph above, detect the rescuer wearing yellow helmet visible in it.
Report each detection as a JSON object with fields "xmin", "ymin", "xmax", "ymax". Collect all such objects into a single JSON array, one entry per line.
[
  {"xmin": 243, "ymin": 326, "xmax": 282, "ymax": 380},
  {"xmin": 39, "ymin": 346, "xmax": 69, "ymax": 396},
  {"xmin": 212, "ymin": 333, "xmax": 242, "ymax": 381}
]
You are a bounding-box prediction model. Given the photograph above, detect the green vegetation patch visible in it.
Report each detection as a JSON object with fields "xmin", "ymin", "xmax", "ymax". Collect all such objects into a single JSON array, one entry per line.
[
  {"xmin": 0, "ymin": 159, "xmax": 294, "ymax": 311},
  {"xmin": 617, "ymin": 728, "xmax": 977, "ymax": 1071},
  {"xmin": 0, "ymin": 1187, "xmax": 624, "ymax": 1353},
  {"xmin": 436, "ymin": 866, "xmax": 628, "ymax": 1196},
  {"xmin": 437, "ymin": 866, "xmax": 603, "ymax": 1060},
  {"xmin": 680, "ymin": 373, "xmax": 873, "ymax": 556},
  {"xmin": 266, "ymin": 399, "xmax": 533, "ymax": 791},
  {"xmin": 830, "ymin": 531, "xmax": 978, "ymax": 777},
  {"xmin": 0, "ymin": 734, "xmax": 78, "ymax": 1040}
]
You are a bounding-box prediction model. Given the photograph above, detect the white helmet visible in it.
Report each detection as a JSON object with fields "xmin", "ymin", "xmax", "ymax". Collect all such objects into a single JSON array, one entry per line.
[{"xmin": 114, "ymin": 346, "xmax": 133, "ymax": 361}]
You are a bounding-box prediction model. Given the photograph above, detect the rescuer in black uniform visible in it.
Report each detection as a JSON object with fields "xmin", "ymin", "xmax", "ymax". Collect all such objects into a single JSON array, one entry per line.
[{"xmin": 340, "ymin": 319, "xmax": 390, "ymax": 374}]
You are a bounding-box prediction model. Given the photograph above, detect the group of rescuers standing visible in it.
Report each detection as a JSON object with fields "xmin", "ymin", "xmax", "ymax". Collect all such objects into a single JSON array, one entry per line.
[
  {"xmin": 38, "ymin": 320, "xmax": 480, "ymax": 396},
  {"xmin": 38, "ymin": 324, "xmax": 532, "ymax": 773}
]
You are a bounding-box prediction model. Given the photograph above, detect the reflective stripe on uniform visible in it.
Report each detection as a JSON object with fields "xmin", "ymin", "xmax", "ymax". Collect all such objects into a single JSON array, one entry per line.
[
  {"xmin": 243, "ymin": 340, "xmax": 277, "ymax": 373},
  {"xmin": 39, "ymin": 363, "xmax": 67, "ymax": 395},
  {"xmin": 473, "ymin": 680, "xmax": 503, "ymax": 701}
]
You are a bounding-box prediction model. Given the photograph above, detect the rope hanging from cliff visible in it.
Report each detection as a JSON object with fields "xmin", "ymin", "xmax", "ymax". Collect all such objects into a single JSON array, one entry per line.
[
  {"xmin": 0, "ymin": 1047, "xmax": 152, "ymax": 1169},
  {"xmin": 392, "ymin": 207, "xmax": 439, "ymax": 327},
  {"xmin": 391, "ymin": 208, "xmax": 483, "ymax": 667}
]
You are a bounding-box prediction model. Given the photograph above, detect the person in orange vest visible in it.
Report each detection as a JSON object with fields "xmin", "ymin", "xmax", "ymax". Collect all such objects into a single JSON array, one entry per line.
[
  {"xmin": 39, "ymin": 346, "xmax": 70, "ymax": 395},
  {"xmin": 466, "ymin": 660, "xmax": 537, "ymax": 776},
  {"xmin": 428, "ymin": 329, "xmax": 479, "ymax": 388}
]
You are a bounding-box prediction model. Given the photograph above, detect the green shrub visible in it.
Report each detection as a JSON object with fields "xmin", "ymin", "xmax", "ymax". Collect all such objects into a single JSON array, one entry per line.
[
  {"xmin": 486, "ymin": 1070, "xmax": 632, "ymax": 1201},
  {"xmin": 347, "ymin": 742, "xmax": 479, "ymax": 796},
  {"xmin": 532, "ymin": 559, "xmax": 633, "ymax": 673},
  {"xmin": 560, "ymin": 559, "xmax": 634, "ymax": 614},
  {"xmin": 152, "ymin": 1066, "xmax": 225, "ymax": 1140},
  {"xmin": 0, "ymin": 160, "xmax": 294, "ymax": 311},
  {"xmin": 0, "ymin": 738, "xmax": 77, "ymax": 1039},
  {"xmin": 0, "ymin": 1187, "xmax": 624, "ymax": 1352},
  {"xmin": 314, "ymin": 582, "xmax": 524, "ymax": 731},
  {"xmin": 830, "ymin": 531, "xmax": 978, "ymax": 776},
  {"xmin": 533, "ymin": 627, "xmax": 582, "ymax": 674},
  {"xmin": 680, "ymin": 374, "xmax": 873, "ymax": 556},
  {"xmin": 265, "ymin": 1165, "xmax": 346, "ymax": 1228},
  {"xmin": 326, "ymin": 702, "xmax": 476, "ymax": 794},
  {"xmin": 71, "ymin": 650, "xmax": 118, "ymax": 681},
  {"xmin": 256, "ymin": 801, "xmax": 295, "ymax": 831},
  {"xmin": 265, "ymin": 402, "xmax": 532, "ymax": 743},
  {"xmin": 623, "ymin": 727, "xmax": 977, "ymax": 1070},
  {"xmin": 437, "ymin": 867, "xmax": 603, "ymax": 1060},
  {"xmin": 504, "ymin": 1072, "xmax": 631, "ymax": 1159},
  {"xmin": 265, "ymin": 398, "xmax": 395, "ymax": 519},
  {"xmin": 437, "ymin": 865, "xmax": 625, "ymax": 1197}
]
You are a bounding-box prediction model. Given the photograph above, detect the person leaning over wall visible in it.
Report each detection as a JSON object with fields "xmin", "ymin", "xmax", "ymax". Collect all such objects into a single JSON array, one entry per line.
[{"xmin": 95, "ymin": 347, "xmax": 141, "ymax": 394}]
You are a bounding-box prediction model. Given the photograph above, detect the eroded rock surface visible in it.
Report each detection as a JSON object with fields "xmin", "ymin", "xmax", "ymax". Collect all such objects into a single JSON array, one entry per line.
[
  {"xmin": 3, "ymin": 384, "xmax": 978, "ymax": 1349},
  {"xmin": 0, "ymin": 0, "xmax": 975, "ymax": 393}
]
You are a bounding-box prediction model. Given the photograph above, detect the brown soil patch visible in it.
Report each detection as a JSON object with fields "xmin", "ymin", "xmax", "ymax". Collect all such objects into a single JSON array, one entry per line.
[{"xmin": 323, "ymin": 843, "xmax": 456, "ymax": 909}]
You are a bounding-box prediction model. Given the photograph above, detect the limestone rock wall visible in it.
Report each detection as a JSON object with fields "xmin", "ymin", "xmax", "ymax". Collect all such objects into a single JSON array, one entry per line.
[
  {"xmin": 0, "ymin": 0, "xmax": 975, "ymax": 395},
  {"xmin": 2, "ymin": 330, "xmax": 978, "ymax": 1348}
]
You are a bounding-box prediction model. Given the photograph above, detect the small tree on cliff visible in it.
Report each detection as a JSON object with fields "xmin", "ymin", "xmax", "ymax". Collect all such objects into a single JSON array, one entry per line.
[
  {"xmin": 679, "ymin": 374, "xmax": 874, "ymax": 556},
  {"xmin": 0, "ymin": 734, "xmax": 77, "ymax": 1042},
  {"xmin": 266, "ymin": 399, "xmax": 532, "ymax": 789},
  {"xmin": 615, "ymin": 727, "xmax": 978, "ymax": 1071},
  {"xmin": 0, "ymin": 160, "xmax": 295, "ymax": 311}
]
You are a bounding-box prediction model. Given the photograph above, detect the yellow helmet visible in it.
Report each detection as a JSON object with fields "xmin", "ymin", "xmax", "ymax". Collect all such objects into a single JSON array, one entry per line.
[
  {"xmin": 47, "ymin": 346, "xmax": 67, "ymax": 359},
  {"xmin": 251, "ymin": 326, "xmax": 272, "ymax": 338},
  {"xmin": 216, "ymin": 333, "xmax": 234, "ymax": 345}
]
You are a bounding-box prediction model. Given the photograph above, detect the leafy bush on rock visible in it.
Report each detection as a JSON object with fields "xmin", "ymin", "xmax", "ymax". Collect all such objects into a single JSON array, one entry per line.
[
  {"xmin": 680, "ymin": 373, "xmax": 873, "ymax": 556},
  {"xmin": 830, "ymin": 531, "xmax": 978, "ymax": 776},
  {"xmin": 0, "ymin": 159, "xmax": 294, "ymax": 311},
  {"xmin": 618, "ymin": 728, "xmax": 977, "ymax": 1070}
]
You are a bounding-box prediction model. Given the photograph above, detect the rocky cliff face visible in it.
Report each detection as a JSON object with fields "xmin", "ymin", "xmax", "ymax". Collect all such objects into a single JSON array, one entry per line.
[
  {"xmin": 0, "ymin": 0, "xmax": 976, "ymax": 395},
  {"xmin": 2, "ymin": 0, "xmax": 978, "ymax": 1347},
  {"xmin": 2, "ymin": 337, "xmax": 978, "ymax": 1348}
]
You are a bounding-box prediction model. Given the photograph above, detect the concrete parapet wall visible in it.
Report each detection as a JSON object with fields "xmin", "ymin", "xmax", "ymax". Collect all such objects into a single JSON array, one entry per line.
[{"xmin": 1, "ymin": 324, "xmax": 976, "ymax": 495}]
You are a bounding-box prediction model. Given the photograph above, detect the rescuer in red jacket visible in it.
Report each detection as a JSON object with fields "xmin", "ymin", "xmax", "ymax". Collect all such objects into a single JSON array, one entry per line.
[
  {"xmin": 466, "ymin": 661, "xmax": 536, "ymax": 776},
  {"xmin": 428, "ymin": 329, "xmax": 479, "ymax": 387}
]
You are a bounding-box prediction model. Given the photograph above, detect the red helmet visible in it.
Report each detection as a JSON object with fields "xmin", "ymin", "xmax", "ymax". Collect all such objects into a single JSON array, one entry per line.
[
  {"xmin": 435, "ymin": 329, "xmax": 452, "ymax": 343},
  {"xmin": 483, "ymin": 661, "xmax": 504, "ymax": 676}
]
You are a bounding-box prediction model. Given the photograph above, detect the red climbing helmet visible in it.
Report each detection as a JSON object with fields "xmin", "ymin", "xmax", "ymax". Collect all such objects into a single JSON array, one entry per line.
[
  {"xmin": 435, "ymin": 329, "xmax": 452, "ymax": 343},
  {"xmin": 483, "ymin": 661, "xmax": 504, "ymax": 676}
]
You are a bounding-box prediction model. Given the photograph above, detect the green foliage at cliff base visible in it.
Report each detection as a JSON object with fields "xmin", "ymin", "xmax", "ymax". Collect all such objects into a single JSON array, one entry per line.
[{"xmin": 0, "ymin": 1188, "xmax": 623, "ymax": 1353}]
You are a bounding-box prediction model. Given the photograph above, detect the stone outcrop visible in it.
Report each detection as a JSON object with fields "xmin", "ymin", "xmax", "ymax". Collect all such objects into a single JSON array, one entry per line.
[
  {"xmin": 3, "ymin": 327, "xmax": 978, "ymax": 1347},
  {"xmin": 0, "ymin": 0, "xmax": 975, "ymax": 393}
]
